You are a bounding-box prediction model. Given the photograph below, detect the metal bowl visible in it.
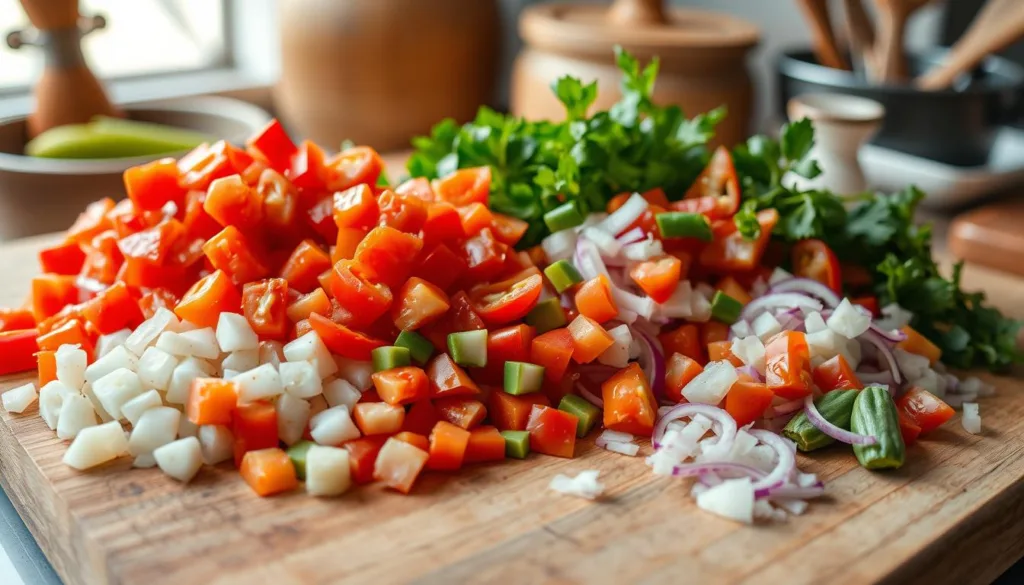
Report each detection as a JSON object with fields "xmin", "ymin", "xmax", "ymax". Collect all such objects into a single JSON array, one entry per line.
[
  {"xmin": 777, "ymin": 48, "xmax": 1024, "ymax": 167},
  {"xmin": 0, "ymin": 96, "xmax": 271, "ymax": 240}
]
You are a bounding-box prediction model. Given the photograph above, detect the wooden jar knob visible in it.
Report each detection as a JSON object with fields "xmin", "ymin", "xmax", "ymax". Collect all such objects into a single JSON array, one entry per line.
[{"xmin": 607, "ymin": 0, "xmax": 667, "ymax": 26}]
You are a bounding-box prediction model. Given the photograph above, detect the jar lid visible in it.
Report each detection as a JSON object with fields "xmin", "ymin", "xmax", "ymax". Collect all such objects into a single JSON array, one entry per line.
[{"xmin": 520, "ymin": 1, "xmax": 760, "ymax": 60}]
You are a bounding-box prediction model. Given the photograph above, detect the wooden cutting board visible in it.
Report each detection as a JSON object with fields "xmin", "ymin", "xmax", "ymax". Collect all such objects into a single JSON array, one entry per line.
[
  {"xmin": 3, "ymin": 234, "xmax": 1024, "ymax": 585},
  {"xmin": 949, "ymin": 198, "xmax": 1024, "ymax": 277}
]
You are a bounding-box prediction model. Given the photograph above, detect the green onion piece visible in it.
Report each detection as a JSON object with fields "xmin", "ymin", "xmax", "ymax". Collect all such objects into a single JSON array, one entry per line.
[
  {"xmin": 394, "ymin": 330, "xmax": 434, "ymax": 365},
  {"xmin": 710, "ymin": 290, "xmax": 743, "ymax": 324},
  {"xmin": 544, "ymin": 202, "xmax": 585, "ymax": 232},
  {"xmin": 656, "ymin": 212, "xmax": 712, "ymax": 241},
  {"xmin": 447, "ymin": 330, "xmax": 488, "ymax": 367},
  {"xmin": 501, "ymin": 430, "xmax": 531, "ymax": 459},
  {"xmin": 286, "ymin": 440, "xmax": 314, "ymax": 480},
  {"xmin": 524, "ymin": 297, "xmax": 567, "ymax": 334},
  {"xmin": 504, "ymin": 361, "xmax": 545, "ymax": 395},
  {"xmin": 371, "ymin": 346, "xmax": 412, "ymax": 372},
  {"xmin": 543, "ymin": 259, "xmax": 584, "ymax": 294},
  {"xmin": 558, "ymin": 394, "xmax": 601, "ymax": 438}
]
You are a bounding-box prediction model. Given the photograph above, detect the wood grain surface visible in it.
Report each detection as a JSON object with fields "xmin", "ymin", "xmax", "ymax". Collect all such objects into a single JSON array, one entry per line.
[{"xmin": 2, "ymin": 233, "xmax": 1024, "ymax": 585}]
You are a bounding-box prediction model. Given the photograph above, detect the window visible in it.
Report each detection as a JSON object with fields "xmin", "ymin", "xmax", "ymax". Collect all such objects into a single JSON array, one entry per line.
[{"xmin": 0, "ymin": 0, "xmax": 228, "ymax": 92}]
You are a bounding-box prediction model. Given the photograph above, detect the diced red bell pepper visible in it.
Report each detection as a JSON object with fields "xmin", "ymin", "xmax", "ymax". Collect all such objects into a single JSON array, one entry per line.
[
  {"xmin": 812, "ymin": 354, "xmax": 863, "ymax": 391},
  {"xmin": 526, "ymin": 405, "xmax": 577, "ymax": 458},
  {"xmin": 666, "ymin": 353, "xmax": 703, "ymax": 403},
  {"xmin": 724, "ymin": 379, "xmax": 775, "ymax": 427},
  {"xmin": 31, "ymin": 274, "xmax": 80, "ymax": 322},
  {"xmin": 463, "ymin": 425, "xmax": 506, "ymax": 463},
  {"xmin": 660, "ymin": 324, "xmax": 705, "ymax": 364},
  {"xmin": 179, "ymin": 140, "xmax": 255, "ymax": 191},
  {"xmin": 601, "ymin": 362, "xmax": 658, "ymax": 436},
  {"xmin": 489, "ymin": 390, "xmax": 551, "ymax": 431},
  {"xmin": 288, "ymin": 139, "xmax": 327, "ymax": 191},
  {"xmin": 38, "ymin": 241, "xmax": 86, "ymax": 275},
  {"xmin": 699, "ymin": 209, "xmax": 779, "ymax": 273},
  {"xmin": 247, "ymin": 119, "xmax": 298, "ymax": 172},
  {"xmin": 530, "ymin": 328, "xmax": 574, "ymax": 384},
  {"xmin": 240, "ymin": 448, "xmax": 298, "ymax": 497},
  {"xmin": 79, "ymin": 230, "xmax": 124, "ymax": 285},
  {"xmin": 427, "ymin": 420, "xmax": 472, "ymax": 470},
  {"xmin": 80, "ymin": 282, "xmax": 144, "ymax": 335},
  {"xmin": 308, "ymin": 312, "xmax": 385, "ymax": 360},
  {"xmin": 66, "ymin": 198, "xmax": 115, "ymax": 245},
  {"xmin": 434, "ymin": 397, "xmax": 487, "ymax": 430},
  {"xmin": 0, "ymin": 308, "xmax": 35, "ymax": 332},
  {"xmin": 0, "ymin": 329, "xmax": 39, "ymax": 375},
  {"xmin": 426, "ymin": 354, "xmax": 481, "ymax": 399},
  {"xmin": 401, "ymin": 400, "xmax": 440, "ymax": 436},
  {"xmin": 123, "ymin": 157, "xmax": 186, "ymax": 212},
  {"xmin": 487, "ymin": 324, "xmax": 535, "ymax": 364},
  {"xmin": 344, "ymin": 435, "xmax": 388, "ymax": 484},
  {"xmin": 567, "ymin": 315, "xmax": 615, "ymax": 364},
  {"xmin": 372, "ymin": 366, "xmax": 430, "ymax": 406},
  {"xmin": 232, "ymin": 401, "xmax": 279, "ymax": 467},
  {"xmin": 187, "ymin": 377, "xmax": 239, "ymax": 426}
]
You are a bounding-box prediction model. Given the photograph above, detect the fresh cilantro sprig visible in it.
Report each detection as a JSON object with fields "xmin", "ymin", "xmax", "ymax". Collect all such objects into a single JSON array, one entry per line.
[
  {"xmin": 407, "ymin": 47, "xmax": 722, "ymax": 248},
  {"xmin": 735, "ymin": 121, "xmax": 1022, "ymax": 371}
]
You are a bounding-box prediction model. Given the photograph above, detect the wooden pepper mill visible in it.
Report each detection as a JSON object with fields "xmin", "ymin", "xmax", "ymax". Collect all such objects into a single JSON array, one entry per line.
[{"xmin": 7, "ymin": 0, "xmax": 120, "ymax": 139}]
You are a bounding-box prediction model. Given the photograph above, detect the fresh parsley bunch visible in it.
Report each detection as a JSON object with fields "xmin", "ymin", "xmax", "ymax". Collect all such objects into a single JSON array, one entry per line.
[{"xmin": 407, "ymin": 47, "xmax": 723, "ymax": 248}]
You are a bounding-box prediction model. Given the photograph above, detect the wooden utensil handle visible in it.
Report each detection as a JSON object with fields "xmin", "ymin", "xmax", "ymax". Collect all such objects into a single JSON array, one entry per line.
[{"xmin": 607, "ymin": 0, "xmax": 667, "ymax": 26}]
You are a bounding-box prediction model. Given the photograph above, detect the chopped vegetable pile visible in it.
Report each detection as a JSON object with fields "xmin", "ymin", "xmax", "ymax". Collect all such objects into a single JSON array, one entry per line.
[{"xmin": 0, "ymin": 48, "xmax": 1009, "ymax": 524}]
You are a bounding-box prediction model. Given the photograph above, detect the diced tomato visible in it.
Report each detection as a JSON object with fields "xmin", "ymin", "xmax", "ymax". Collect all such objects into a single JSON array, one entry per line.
[
  {"xmin": 308, "ymin": 312, "xmax": 385, "ymax": 360},
  {"xmin": 354, "ymin": 226, "xmax": 423, "ymax": 288},
  {"xmin": 490, "ymin": 213, "xmax": 529, "ymax": 247},
  {"xmin": 401, "ymin": 400, "xmax": 440, "ymax": 436},
  {"xmin": 434, "ymin": 397, "xmax": 487, "ymax": 430},
  {"xmin": 377, "ymin": 189, "xmax": 427, "ymax": 234},
  {"xmin": 701, "ymin": 321, "xmax": 730, "ymax": 348},
  {"xmin": 344, "ymin": 435, "xmax": 388, "ymax": 484},
  {"xmin": 232, "ymin": 401, "xmax": 279, "ymax": 467},
  {"xmin": 898, "ymin": 410, "xmax": 922, "ymax": 446},
  {"xmin": 373, "ymin": 436, "xmax": 429, "ymax": 494},
  {"xmin": 241, "ymin": 278, "xmax": 290, "ymax": 340},
  {"xmin": 278, "ymin": 240, "xmax": 331, "ymax": 293},
  {"xmin": 764, "ymin": 331, "xmax": 814, "ymax": 399},
  {"xmin": 707, "ymin": 341, "xmax": 743, "ymax": 366},
  {"xmin": 411, "ymin": 243, "xmax": 467, "ymax": 292},
  {"xmin": 463, "ymin": 425, "xmax": 506, "ymax": 463},
  {"xmin": 80, "ymin": 282, "xmax": 144, "ymax": 335},
  {"xmin": 724, "ymin": 379, "xmax": 775, "ymax": 427},
  {"xmin": 896, "ymin": 326, "xmax": 942, "ymax": 364},
  {"xmin": 371, "ymin": 366, "xmax": 430, "ymax": 406},
  {"xmin": 285, "ymin": 287, "xmax": 331, "ymax": 323},
  {"xmin": 659, "ymin": 324, "xmax": 705, "ymax": 364},
  {"xmin": 186, "ymin": 377, "xmax": 239, "ymax": 425},
  {"xmin": 67, "ymin": 198, "xmax": 115, "ymax": 245},
  {"xmin": 812, "ymin": 354, "xmax": 862, "ymax": 391},
  {"xmin": 122, "ymin": 157, "xmax": 186, "ymax": 212},
  {"xmin": 395, "ymin": 177, "xmax": 435, "ymax": 202},
  {"xmin": 392, "ymin": 431, "xmax": 429, "ymax": 451},
  {"xmin": 426, "ymin": 354, "xmax": 481, "ymax": 398},
  {"xmin": 715, "ymin": 276, "xmax": 751, "ymax": 305},
  {"xmin": 489, "ymin": 391, "xmax": 550, "ymax": 431},
  {"xmin": 567, "ymin": 315, "xmax": 615, "ymax": 363},
  {"xmin": 37, "ymin": 350, "xmax": 56, "ymax": 387},
  {"xmin": 896, "ymin": 386, "xmax": 955, "ymax": 435},
  {"xmin": 174, "ymin": 270, "xmax": 242, "ymax": 328},
  {"xmin": 139, "ymin": 288, "xmax": 179, "ymax": 319},
  {"xmin": 353, "ymin": 402, "xmax": 405, "ymax": 436},
  {"xmin": 457, "ymin": 228, "xmax": 506, "ymax": 283},
  {"xmin": 665, "ymin": 353, "xmax": 703, "ymax": 403},
  {"xmin": 240, "ymin": 448, "xmax": 298, "ymax": 497},
  {"xmin": 392, "ymin": 277, "xmax": 450, "ymax": 331},
  {"xmin": 630, "ymin": 256, "xmax": 681, "ymax": 303},
  {"xmin": 287, "ymin": 139, "xmax": 326, "ymax": 191},
  {"xmin": 324, "ymin": 146, "xmax": 383, "ymax": 192},
  {"xmin": 469, "ymin": 271, "xmax": 543, "ymax": 326},
  {"xmin": 38, "ymin": 241, "xmax": 85, "ymax": 275},
  {"xmin": 526, "ymin": 405, "xmax": 577, "ymax": 458},
  {"xmin": 602, "ymin": 362, "xmax": 658, "ymax": 436},
  {"xmin": 257, "ymin": 168, "xmax": 303, "ymax": 243},
  {"xmin": 0, "ymin": 329, "xmax": 39, "ymax": 375},
  {"xmin": 421, "ymin": 202, "xmax": 465, "ymax": 246},
  {"xmin": 699, "ymin": 209, "xmax": 779, "ymax": 273},
  {"xmin": 179, "ymin": 140, "xmax": 255, "ymax": 192},
  {"xmin": 487, "ymin": 324, "xmax": 535, "ymax": 364},
  {"xmin": 456, "ymin": 202, "xmax": 494, "ymax": 236},
  {"xmin": 204, "ymin": 175, "xmax": 263, "ymax": 232},
  {"xmin": 202, "ymin": 225, "xmax": 269, "ymax": 286},
  {"xmin": 531, "ymin": 328, "xmax": 574, "ymax": 384},
  {"xmin": 427, "ymin": 420, "xmax": 471, "ymax": 470},
  {"xmin": 329, "ymin": 259, "xmax": 393, "ymax": 327},
  {"xmin": 332, "ymin": 184, "xmax": 379, "ymax": 230},
  {"xmin": 420, "ymin": 291, "xmax": 485, "ymax": 351},
  {"xmin": 574, "ymin": 275, "xmax": 619, "ymax": 323},
  {"xmin": 333, "ymin": 227, "xmax": 367, "ymax": 263},
  {"xmin": 31, "ymin": 274, "xmax": 79, "ymax": 322},
  {"xmin": 79, "ymin": 230, "xmax": 124, "ymax": 285},
  {"xmin": 304, "ymin": 194, "xmax": 339, "ymax": 242},
  {"xmin": 247, "ymin": 119, "xmax": 298, "ymax": 172},
  {"xmin": 792, "ymin": 239, "xmax": 842, "ymax": 295},
  {"xmin": 0, "ymin": 308, "xmax": 35, "ymax": 332},
  {"xmin": 432, "ymin": 167, "xmax": 490, "ymax": 207}
]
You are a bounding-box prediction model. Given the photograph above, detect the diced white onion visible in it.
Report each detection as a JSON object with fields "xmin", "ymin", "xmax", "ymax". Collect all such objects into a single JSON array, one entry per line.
[
  {"xmin": 768, "ymin": 268, "xmax": 793, "ymax": 285},
  {"xmin": 875, "ymin": 303, "xmax": 914, "ymax": 331},
  {"xmin": 216, "ymin": 312, "xmax": 259, "ymax": 352},
  {"xmin": 235, "ymin": 364, "xmax": 285, "ymax": 403},
  {"xmin": 120, "ymin": 389, "xmax": 163, "ymax": 427},
  {"xmin": 305, "ymin": 445, "xmax": 352, "ymax": 496},
  {"xmin": 125, "ymin": 308, "xmax": 179, "ymax": 357},
  {"xmin": 165, "ymin": 357, "xmax": 215, "ymax": 404},
  {"xmin": 81, "ymin": 382, "xmax": 112, "ymax": 423},
  {"xmin": 133, "ymin": 453, "xmax": 157, "ymax": 468},
  {"xmin": 91, "ymin": 368, "xmax": 144, "ymax": 421},
  {"xmin": 136, "ymin": 347, "xmax": 179, "ymax": 391},
  {"xmin": 731, "ymin": 336, "xmax": 766, "ymax": 373},
  {"xmin": 276, "ymin": 392, "xmax": 311, "ymax": 446},
  {"xmin": 894, "ymin": 348, "xmax": 930, "ymax": 382},
  {"xmin": 2, "ymin": 383, "xmax": 37, "ymax": 414},
  {"xmin": 84, "ymin": 346, "xmax": 139, "ymax": 384},
  {"xmin": 826, "ymin": 298, "xmax": 871, "ymax": 339},
  {"xmin": 259, "ymin": 341, "xmax": 285, "ymax": 368},
  {"xmin": 198, "ymin": 424, "xmax": 234, "ymax": 465},
  {"xmin": 752, "ymin": 312, "xmax": 782, "ymax": 340},
  {"xmin": 597, "ymin": 324, "xmax": 632, "ymax": 367},
  {"xmin": 581, "ymin": 227, "xmax": 622, "ymax": 258},
  {"xmin": 803, "ymin": 311, "xmax": 827, "ymax": 334},
  {"xmin": 177, "ymin": 415, "xmax": 198, "ymax": 439},
  {"xmin": 599, "ymin": 193, "xmax": 647, "ymax": 236},
  {"xmin": 541, "ymin": 229, "xmax": 578, "ymax": 263},
  {"xmin": 284, "ymin": 332, "xmax": 338, "ymax": 379},
  {"xmin": 63, "ymin": 421, "xmax": 129, "ymax": 470},
  {"xmin": 310, "ymin": 405, "xmax": 361, "ymax": 445},
  {"xmin": 602, "ymin": 441, "xmax": 640, "ymax": 456},
  {"xmin": 39, "ymin": 381, "xmax": 75, "ymax": 429},
  {"xmin": 621, "ymin": 237, "xmax": 664, "ymax": 261},
  {"xmin": 334, "ymin": 357, "xmax": 374, "ymax": 391},
  {"xmin": 55, "ymin": 394, "xmax": 98, "ymax": 440},
  {"xmin": 279, "ymin": 360, "xmax": 323, "ymax": 399},
  {"xmin": 156, "ymin": 328, "xmax": 219, "ymax": 360},
  {"xmin": 221, "ymin": 349, "xmax": 259, "ymax": 373},
  {"xmin": 153, "ymin": 436, "xmax": 203, "ymax": 483},
  {"xmin": 730, "ymin": 320, "xmax": 753, "ymax": 339},
  {"xmin": 95, "ymin": 329, "xmax": 131, "ymax": 359},
  {"xmin": 682, "ymin": 361, "xmax": 738, "ymax": 405},
  {"xmin": 597, "ymin": 429, "xmax": 636, "ymax": 444},
  {"xmin": 55, "ymin": 344, "xmax": 87, "ymax": 390},
  {"xmin": 128, "ymin": 406, "xmax": 181, "ymax": 456},
  {"xmin": 548, "ymin": 470, "xmax": 604, "ymax": 500},
  {"xmin": 696, "ymin": 477, "xmax": 755, "ymax": 524},
  {"xmin": 658, "ymin": 281, "xmax": 693, "ymax": 318},
  {"xmin": 962, "ymin": 402, "xmax": 981, "ymax": 434},
  {"xmin": 689, "ymin": 291, "xmax": 712, "ymax": 323}
]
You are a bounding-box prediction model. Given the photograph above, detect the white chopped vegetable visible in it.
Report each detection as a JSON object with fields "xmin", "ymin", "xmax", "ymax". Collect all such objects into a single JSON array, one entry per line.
[
  {"xmin": 677, "ymin": 414, "xmax": 713, "ymax": 447},
  {"xmin": 133, "ymin": 453, "xmax": 156, "ymax": 469},
  {"xmin": 305, "ymin": 445, "xmax": 352, "ymax": 496},
  {"xmin": 837, "ymin": 337, "xmax": 861, "ymax": 370},
  {"xmin": 875, "ymin": 303, "xmax": 913, "ymax": 331},
  {"xmin": 773, "ymin": 498, "xmax": 808, "ymax": 516},
  {"xmin": 95, "ymin": 329, "xmax": 132, "ymax": 360},
  {"xmin": 235, "ymin": 364, "xmax": 285, "ymax": 403},
  {"xmin": 177, "ymin": 415, "xmax": 198, "ymax": 439},
  {"xmin": 894, "ymin": 348, "xmax": 930, "ymax": 382},
  {"xmin": 682, "ymin": 361, "xmax": 738, "ymax": 405},
  {"xmin": 279, "ymin": 360, "xmax": 323, "ymax": 399},
  {"xmin": 125, "ymin": 308, "xmax": 179, "ymax": 356},
  {"xmin": 658, "ymin": 281, "xmax": 693, "ymax": 319},
  {"xmin": 81, "ymin": 383, "xmax": 112, "ymax": 423},
  {"xmin": 197, "ymin": 424, "xmax": 234, "ymax": 465},
  {"xmin": 731, "ymin": 336, "xmax": 766, "ymax": 372},
  {"xmin": 914, "ymin": 368, "xmax": 947, "ymax": 398},
  {"xmin": 2, "ymin": 383, "xmax": 37, "ymax": 414},
  {"xmin": 611, "ymin": 286, "xmax": 657, "ymax": 321},
  {"xmin": 128, "ymin": 406, "xmax": 181, "ymax": 456},
  {"xmin": 221, "ymin": 349, "xmax": 259, "ymax": 373},
  {"xmin": 597, "ymin": 324, "xmax": 632, "ymax": 367},
  {"xmin": 156, "ymin": 328, "xmax": 219, "ymax": 360},
  {"xmin": 153, "ymin": 437, "xmax": 203, "ymax": 483},
  {"xmin": 541, "ymin": 228, "xmax": 578, "ymax": 263},
  {"xmin": 55, "ymin": 344, "xmax": 88, "ymax": 390},
  {"xmin": 276, "ymin": 392, "xmax": 311, "ymax": 446},
  {"xmin": 768, "ymin": 267, "xmax": 793, "ymax": 285},
  {"xmin": 120, "ymin": 389, "xmax": 163, "ymax": 426},
  {"xmin": 222, "ymin": 369, "xmax": 239, "ymax": 380},
  {"xmin": 597, "ymin": 429, "xmax": 636, "ymax": 444},
  {"xmin": 621, "ymin": 237, "xmax": 664, "ymax": 261},
  {"xmin": 258, "ymin": 341, "xmax": 285, "ymax": 368},
  {"xmin": 215, "ymin": 312, "xmax": 259, "ymax": 352},
  {"xmin": 689, "ymin": 291, "xmax": 712, "ymax": 323},
  {"xmin": 695, "ymin": 477, "xmax": 755, "ymax": 524},
  {"xmin": 803, "ymin": 312, "xmax": 827, "ymax": 334},
  {"xmin": 753, "ymin": 499, "xmax": 777, "ymax": 520},
  {"xmin": 84, "ymin": 346, "xmax": 139, "ymax": 384},
  {"xmin": 962, "ymin": 402, "xmax": 981, "ymax": 434},
  {"xmin": 827, "ymin": 298, "xmax": 871, "ymax": 339},
  {"xmin": 599, "ymin": 193, "xmax": 647, "ymax": 235},
  {"xmin": 63, "ymin": 421, "xmax": 129, "ymax": 470},
  {"xmin": 284, "ymin": 332, "xmax": 338, "ymax": 379},
  {"xmin": 806, "ymin": 329, "xmax": 838, "ymax": 362},
  {"xmin": 602, "ymin": 441, "xmax": 640, "ymax": 456},
  {"xmin": 322, "ymin": 377, "xmax": 362, "ymax": 409},
  {"xmin": 730, "ymin": 320, "xmax": 752, "ymax": 339},
  {"xmin": 581, "ymin": 227, "xmax": 622, "ymax": 258},
  {"xmin": 310, "ymin": 405, "xmax": 361, "ymax": 445},
  {"xmin": 136, "ymin": 346, "xmax": 179, "ymax": 391},
  {"xmin": 960, "ymin": 376, "xmax": 995, "ymax": 397},
  {"xmin": 549, "ymin": 470, "xmax": 604, "ymax": 500},
  {"xmin": 55, "ymin": 394, "xmax": 97, "ymax": 440},
  {"xmin": 165, "ymin": 357, "xmax": 216, "ymax": 404},
  {"xmin": 695, "ymin": 282, "xmax": 715, "ymax": 299},
  {"xmin": 91, "ymin": 368, "xmax": 144, "ymax": 421},
  {"xmin": 752, "ymin": 311, "xmax": 782, "ymax": 340},
  {"xmin": 39, "ymin": 381, "xmax": 75, "ymax": 429},
  {"xmin": 334, "ymin": 357, "xmax": 373, "ymax": 391}
]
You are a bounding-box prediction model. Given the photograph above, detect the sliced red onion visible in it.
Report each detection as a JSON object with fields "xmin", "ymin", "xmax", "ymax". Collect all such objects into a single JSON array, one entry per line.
[
  {"xmin": 737, "ymin": 364, "xmax": 764, "ymax": 383},
  {"xmin": 612, "ymin": 287, "xmax": 657, "ymax": 320},
  {"xmin": 574, "ymin": 238, "xmax": 608, "ymax": 281},
  {"xmin": 769, "ymin": 278, "xmax": 840, "ymax": 308},
  {"xmin": 867, "ymin": 323, "xmax": 908, "ymax": 344},
  {"xmin": 542, "ymin": 228, "xmax": 578, "ymax": 262},
  {"xmin": 616, "ymin": 227, "xmax": 646, "ymax": 246},
  {"xmin": 672, "ymin": 462, "xmax": 766, "ymax": 480},
  {"xmin": 599, "ymin": 193, "xmax": 648, "ymax": 236},
  {"xmin": 748, "ymin": 430, "xmax": 797, "ymax": 498},
  {"xmin": 741, "ymin": 293, "xmax": 823, "ymax": 322},
  {"xmin": 653, "ymin": 404, "xmax": 737, "ymax": 452},
  {"xmin": 772, "ymin": 399, "xmax": 805, "ymax": 417},
  {"xmin": 633, "ymin": 328, "xmax": 666, "ymax": 402},
  {"xmin": 858, "ymin": 329, "xmax": 903, "ymax": 385},
  {"xmin": 804, "ymin": 394, "xmax": 877, "ymax": 445},
  {"xmin": 576, "ymin": 381, "xmax": 604, "ymax": 408}
]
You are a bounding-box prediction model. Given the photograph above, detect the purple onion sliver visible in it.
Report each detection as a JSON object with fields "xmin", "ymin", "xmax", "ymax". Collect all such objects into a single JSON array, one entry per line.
[
  {"xmin": 768, "ymin": 277, "xmax": 840, "ymax": 308},
  {"xmin": 672, "ymin": 462, "xmax": 767, "ymax": 480},
  {"xmin": 653, "ymin": 403, "xmax": 737, "ymax": 451},
  {"xmin": 803, "ymin": 394, "xmax": 877, "ymax": 445},
  {"xmin": 633, "ymin": 328, "xmax": 666, "ymax": 402},
  {"xmin": 740, "ymin": 292, "xmax": 824, "ymax": 323},
  {"xmin": 859, "ymin": 329, "xmax": 903, "ymax": 385},
  {"xmin": 772, "ymin": 398, "xmax": 805, "ymax": 417},
  {"xmin": 575, "ymin": 382, "xmax": 604, "ymax": 408},
  {"xmin": 748, "ymin": 430, "xmax": 796, "ymax": 498},
  {"xmin": 867, "ymin": 323, "xmax": 907, "ymax": 344}
]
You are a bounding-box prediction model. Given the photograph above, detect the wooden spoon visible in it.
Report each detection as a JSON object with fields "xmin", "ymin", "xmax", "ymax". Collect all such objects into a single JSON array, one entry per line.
[
  {"xmin": 795, "ymin": 0, "xmax": 849, "ymax": 70},
  {"xmin": 917, "ymin": 0, "xmax": 1024, "ymax": 90},
  {"xmin": 872, "ymin": 0, "xmax": 933, "ymax": 83},
  {"xmin": 843, "ymin": 0, "xmax": 877, "ymax": 79}
]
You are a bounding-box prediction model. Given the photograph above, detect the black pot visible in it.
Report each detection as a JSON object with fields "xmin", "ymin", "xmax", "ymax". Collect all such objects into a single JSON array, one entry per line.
[{"xmin": 777, "ymin": 49, "xmax": 1024, "ymax": 167}]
